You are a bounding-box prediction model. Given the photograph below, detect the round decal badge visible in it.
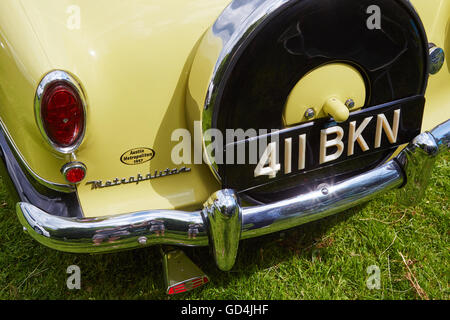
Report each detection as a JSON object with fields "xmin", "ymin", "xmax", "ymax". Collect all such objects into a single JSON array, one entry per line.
[{"xmin": 120, "ymin": 147, "xmax": 155, "ymax": 165}]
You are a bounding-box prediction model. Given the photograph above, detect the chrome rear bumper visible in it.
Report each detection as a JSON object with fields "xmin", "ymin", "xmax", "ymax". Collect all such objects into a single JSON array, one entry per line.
[{"xmin": 16, "ymin": 119, "xmax": 449, "ymax": 271}]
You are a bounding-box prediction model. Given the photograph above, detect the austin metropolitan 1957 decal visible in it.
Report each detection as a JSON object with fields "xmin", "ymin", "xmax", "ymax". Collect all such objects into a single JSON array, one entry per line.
[{"xmin": 120, "ymin": 147, "xmax": 155, "ymax": 165}]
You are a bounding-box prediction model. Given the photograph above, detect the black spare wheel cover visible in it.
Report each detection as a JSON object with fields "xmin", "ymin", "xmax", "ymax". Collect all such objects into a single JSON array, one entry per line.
[{"xmin": 211, "ymin": 0, "xmax": 428, "ymax": 203}]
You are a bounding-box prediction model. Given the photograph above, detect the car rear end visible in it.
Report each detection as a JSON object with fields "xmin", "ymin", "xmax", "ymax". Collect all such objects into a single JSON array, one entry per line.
[{"xmin": 0, "ymin": 0, "xmax": 449, "ymax": 294}]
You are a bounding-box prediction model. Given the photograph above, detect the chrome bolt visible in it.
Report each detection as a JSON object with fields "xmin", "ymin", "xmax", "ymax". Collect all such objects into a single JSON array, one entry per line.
[
  {"xmin": 304, "ymin": 108, "xmax": 315, "ymax": 120},
  {"xmin": 317, "ymin": 183, "xmax": 330, "ymax": 195},
  {"xmin": 138, "ymin": 236, "xmax": 148, "ymax": 245},
  {"xmin": 429, "ymin": 43, "xmax": 445, "ymax": 75},
  {"xmin": 345, "ymin": 99, "xmax": 355, "ymax": 109}
]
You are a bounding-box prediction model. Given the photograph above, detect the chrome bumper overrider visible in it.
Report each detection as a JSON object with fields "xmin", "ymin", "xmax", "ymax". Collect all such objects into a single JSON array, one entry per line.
[{"xmin": 16, "ymin": 120, "xmax": 449, "ymax": 271}]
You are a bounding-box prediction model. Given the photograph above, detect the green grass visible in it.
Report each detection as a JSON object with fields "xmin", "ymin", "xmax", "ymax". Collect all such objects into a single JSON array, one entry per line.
[{"xmin": 0, "ymin": 153, "xmax": 448, "ymax": 300}]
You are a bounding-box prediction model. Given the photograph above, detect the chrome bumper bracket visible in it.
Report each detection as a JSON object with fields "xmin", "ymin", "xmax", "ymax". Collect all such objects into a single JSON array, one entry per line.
[
  {"xmin": 202, "ymin": 190, "xmax": 242, "ymax": 271},
  {"xmin": 397, "ymin": 120, "xmax": 449, "ymax": 206}
]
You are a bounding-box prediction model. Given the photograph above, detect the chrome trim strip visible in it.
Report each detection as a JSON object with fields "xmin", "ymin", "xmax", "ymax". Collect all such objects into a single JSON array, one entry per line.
[
  {"xmin": 34, "ymin": 70, "xmax": 87, "ymax": 154},
  {"xmin": 0, "ymin": 118, "xmax": 74, "ymax": 193},
  {"xmin": 16, "ymin": 119, "xmax": 449, "ymax": 270},
  {"xmin": 191, "ymin": 0, "xmax": 290, "ymax": 181}
]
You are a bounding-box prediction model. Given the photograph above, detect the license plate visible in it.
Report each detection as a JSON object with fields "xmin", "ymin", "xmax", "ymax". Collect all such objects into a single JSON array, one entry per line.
[{"xmin": 222, "ymin": 95, "xmax": 425, "ymax": 190}]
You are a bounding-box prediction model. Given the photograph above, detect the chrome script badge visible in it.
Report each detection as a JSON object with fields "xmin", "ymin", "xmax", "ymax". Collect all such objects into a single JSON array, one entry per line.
[{"xmin": 86, "ymin": 166, "xmax": 191, "ymax": 190}]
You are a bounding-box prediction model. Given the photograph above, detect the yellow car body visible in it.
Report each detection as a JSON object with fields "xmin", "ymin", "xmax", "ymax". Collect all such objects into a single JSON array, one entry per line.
[
  {"xmin": 0, "ymin": 0, "xmax": 229, "ymax": 217},
  {"xmin": 0, "ymin": 0, "xmax": 449, "ymax": 290},
  {"xmin": 0, "ymin": 0, "xmax": 448, "ymax": 217}
]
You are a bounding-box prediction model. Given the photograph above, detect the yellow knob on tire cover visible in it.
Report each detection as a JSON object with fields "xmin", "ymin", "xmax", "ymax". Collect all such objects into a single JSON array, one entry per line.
[
  {"xmin": 283, "ymin": 63, "xmax": 366, "ymax": 126},
  {"xmin": 323, "ymin": 97, "xmax": 350, "ymax": 122}
]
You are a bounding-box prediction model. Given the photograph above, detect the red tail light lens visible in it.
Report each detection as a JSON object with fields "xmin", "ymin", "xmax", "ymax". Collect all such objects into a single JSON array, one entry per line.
[
  {"xmin": 65, "ymin": 167, "xmax": 86, "ymax": 184},
  {"xmin": 61, "ymin": 162, "xmax": 87, "ymax": 184},
  {"xmin": 167, "ymin": 276, "xmax": 209, "ymax": 295},
  {"xmin": 41, "ymin": 81, "xmax": 85, "ymax": 148}
]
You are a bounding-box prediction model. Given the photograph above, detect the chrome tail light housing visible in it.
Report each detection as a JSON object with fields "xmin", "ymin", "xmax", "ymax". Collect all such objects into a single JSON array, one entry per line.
[{"xmin": 34, "ymin": 70, "xmax": 87, "ymax": 154}]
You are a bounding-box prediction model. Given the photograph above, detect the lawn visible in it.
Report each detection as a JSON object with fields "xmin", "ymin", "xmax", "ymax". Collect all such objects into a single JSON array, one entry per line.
[{"xmin": 0, "ymin": 153, "xmax": 448, "ymax": 300}]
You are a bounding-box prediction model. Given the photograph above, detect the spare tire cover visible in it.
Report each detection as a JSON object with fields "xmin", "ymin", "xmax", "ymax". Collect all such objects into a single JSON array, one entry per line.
[{"xmin": 201, "ymin": 0, "xmax": 428, "ymax": 203}]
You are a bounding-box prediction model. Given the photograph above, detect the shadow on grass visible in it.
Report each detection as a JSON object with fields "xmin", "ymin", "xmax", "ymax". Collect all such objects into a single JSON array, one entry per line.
[
  {"xmin": 179, "ymin": 203, "xmax": 367, "ymax": 295},
  {"xmin": 0, "ymin": 195, "xmax": 366, "ymax": 300}
]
